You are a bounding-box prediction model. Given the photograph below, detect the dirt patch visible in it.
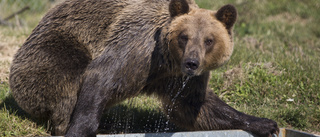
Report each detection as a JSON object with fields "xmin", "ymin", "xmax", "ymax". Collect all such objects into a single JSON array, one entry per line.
[
  {"xmin": 222, "ymin": 62, "xmax": 283, "ymax": 90},
  {"xmin": 247, "ymin": 62, "xmax": 284, "ymax": 76},
  {"xmin": 242, "ymin": 36, "xmax": 266, "ymax": 53},
  {"xmin": 222, "ymin": 65, "xmax": 244, "ymax": 90},
  {"xmin": 266, "ymin": 12, "xmax": 311, "ymax": 26},
  {"xmin": 0, "ymin": 30, "xmax": 22, "ymax": 82}
]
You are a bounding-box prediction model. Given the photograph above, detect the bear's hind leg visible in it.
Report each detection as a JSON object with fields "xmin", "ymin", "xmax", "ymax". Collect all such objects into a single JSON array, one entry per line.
[
  {"xmin": 42, "ymin": 31, "xmax": 92, "ymax": 135},
  {"xmin": 10, "ymin": 29, "xmax": 92, "ymax": 135}
]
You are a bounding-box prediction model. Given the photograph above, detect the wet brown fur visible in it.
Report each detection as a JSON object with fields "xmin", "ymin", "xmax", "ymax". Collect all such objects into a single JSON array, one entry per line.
[{"xmin": 9, "ymin": 0, "xmax": 278, "ymax": 136}]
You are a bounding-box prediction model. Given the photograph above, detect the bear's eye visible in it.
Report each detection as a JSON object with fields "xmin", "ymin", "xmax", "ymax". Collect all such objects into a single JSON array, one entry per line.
[
  {"xmin": 204, "ymin": 38, "xmax": 215, "ymax": 52},
  {"xmin": 180, "ymin": 35, "xmax": 188, "ymax": 41},
  {"xmin": 178, "ymin": 34, "xmax": 189, "ymax": 48},
  {"xmin": 205, "ymin": 39, "xmax": 214, "ymax": 46}
]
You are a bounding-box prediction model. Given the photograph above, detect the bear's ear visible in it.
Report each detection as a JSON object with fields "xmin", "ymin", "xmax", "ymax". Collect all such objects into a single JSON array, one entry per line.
[
  {"xmin": 215, "ymin": 4, "xmax": 237, "ymax": 30},
  {"xmin": 169, "ymin": 0, "xmax": 190, "ymax": 18}
]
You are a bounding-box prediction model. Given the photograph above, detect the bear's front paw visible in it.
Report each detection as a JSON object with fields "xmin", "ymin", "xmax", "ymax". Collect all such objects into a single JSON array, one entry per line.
[{"xmin": 244, "ymin": 117, "xmax": 279, "ymax": 137}]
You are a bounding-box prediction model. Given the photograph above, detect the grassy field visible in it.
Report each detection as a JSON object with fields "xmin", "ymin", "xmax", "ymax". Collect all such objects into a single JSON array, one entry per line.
[{"xmin": 0, "ymin": 0, "xmax": 319, "ymax": 136}]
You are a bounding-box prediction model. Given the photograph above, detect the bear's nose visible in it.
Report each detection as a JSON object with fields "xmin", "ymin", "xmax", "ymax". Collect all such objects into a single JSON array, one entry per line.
[{"xmin": 184, "ymin": 59, "xmax": 199, "ymax": 70}]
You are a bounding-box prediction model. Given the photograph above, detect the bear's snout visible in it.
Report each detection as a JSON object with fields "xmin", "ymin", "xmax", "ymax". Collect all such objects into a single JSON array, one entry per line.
[{"xmin": 183, "ymin": 58, "xmax": 199, "ymax": 76}]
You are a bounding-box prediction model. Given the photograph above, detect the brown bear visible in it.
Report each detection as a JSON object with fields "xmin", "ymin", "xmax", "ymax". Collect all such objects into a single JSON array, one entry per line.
[{"xmin": 9, "ymin": 0, "xmax": 279, "ymax": 136}]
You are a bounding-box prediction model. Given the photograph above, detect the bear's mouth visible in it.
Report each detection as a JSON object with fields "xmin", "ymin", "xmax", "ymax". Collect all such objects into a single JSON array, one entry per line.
[{"xmin": 185, "ymin": 69, "xmax": 196, "ymax": 76}]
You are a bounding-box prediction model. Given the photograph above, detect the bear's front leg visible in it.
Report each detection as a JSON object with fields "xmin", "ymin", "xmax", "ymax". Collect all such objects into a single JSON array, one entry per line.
[
  {"xmin": 200, "ymin": 91, "xmax": 279, "ymax": 137},
  {"xmin": 162, "ymin": 77, "xmax": 279, "ymax": 137},
  {"xmin": 65, "ymin": 54, "xmax": 147, "ymax": 136},
  {"xmin": 65, "ymin": 72, "xmax": 108, "ymax": 137},
  {"xmin": 65, "ymin": 59, "xmax": 122, "ymax": 137}
]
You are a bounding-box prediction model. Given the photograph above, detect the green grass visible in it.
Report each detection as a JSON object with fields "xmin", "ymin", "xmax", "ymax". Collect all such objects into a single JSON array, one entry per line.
[
  {"xmin": 0, "ymin": 0, "xmax": 319, "ymax": 136},
  {"xmin": 0, "ymin": 82, "xmax": 49, "ymax": 136}
]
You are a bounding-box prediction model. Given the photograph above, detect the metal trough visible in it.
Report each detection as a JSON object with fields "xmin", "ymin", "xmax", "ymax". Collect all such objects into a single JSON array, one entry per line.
[{"xmin": 96, "ymin": 128, "xmax": 320, "ymax": 137}]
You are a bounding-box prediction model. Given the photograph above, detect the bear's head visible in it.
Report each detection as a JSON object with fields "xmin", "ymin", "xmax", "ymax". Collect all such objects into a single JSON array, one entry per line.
[{"xmin": 166, "ymin": 0, "xmax": 237, "ymax": 76}]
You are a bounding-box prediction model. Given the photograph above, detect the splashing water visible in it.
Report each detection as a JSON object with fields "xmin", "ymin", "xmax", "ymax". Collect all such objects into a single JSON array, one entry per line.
[
  {"xmin": 172, "ymin": 76, "xmax": 190, "ymax": 102},
  {"xmin": 164, "ymin": 76, "xmax": 191, "ymax": 132},
  {"xmin": 100, "ymin": 76, "xmax": 191, "ymax": 134},
  {"xmin": 124, "ymin": 97, "xmax": 135, "ymax": 133}
]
